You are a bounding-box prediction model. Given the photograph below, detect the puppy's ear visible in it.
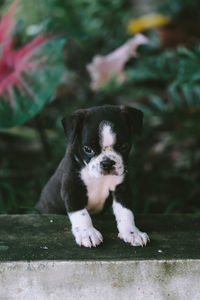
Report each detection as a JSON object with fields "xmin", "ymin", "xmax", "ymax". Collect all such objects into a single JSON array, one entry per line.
[
  {"xmin": 122, "ymin": 106, "xmax": 143, "ymax": 135},
  {"xmin": 62, "ymin": 109, "xmax": 85, "ymax": 143}
]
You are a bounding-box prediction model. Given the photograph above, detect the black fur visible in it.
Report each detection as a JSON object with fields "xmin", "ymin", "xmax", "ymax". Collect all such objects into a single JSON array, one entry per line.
[{"xmin": 35, "ymin": 105, "xmax": 143, "ymax": 214}]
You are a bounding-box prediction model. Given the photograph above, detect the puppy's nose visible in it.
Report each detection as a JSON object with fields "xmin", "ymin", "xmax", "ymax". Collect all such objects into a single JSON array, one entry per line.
[{"xmin": 101, "ymin": 159, "xmax": 115, "ymax": 171}]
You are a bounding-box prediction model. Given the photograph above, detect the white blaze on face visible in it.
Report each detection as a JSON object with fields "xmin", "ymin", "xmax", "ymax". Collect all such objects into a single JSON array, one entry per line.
[
  {"xmin": 80, "ymin": 121, "xmax": 125, "ymax": 214},
  {"xmin": 100, "ymin": 123, "xmax": 116, "ymax": 149},
  {"xmin": 99, "ymin": 122, "xmax": 124, "ymax": 175},
  {"xmin": 81, "ymin": 121, "xmax": 124, "ymax": 179},
  {"xmin": 94, "ymin": 121, "xmax": 124, "ymax": 176}
]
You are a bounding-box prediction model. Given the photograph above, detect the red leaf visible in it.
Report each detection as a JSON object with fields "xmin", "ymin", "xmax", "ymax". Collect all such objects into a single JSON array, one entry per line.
[{"xmin": 0, "ymin": 0, "xmax": 18, "ymax": 43}]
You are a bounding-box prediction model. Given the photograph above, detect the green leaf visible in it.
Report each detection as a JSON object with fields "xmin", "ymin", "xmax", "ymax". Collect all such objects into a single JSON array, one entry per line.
[
  {"xmin": 0, "ymin": 37, "xmax": 66, "ymax": 128},
  {"xmin": 181, "ymin": 84, "xmax": 194, "ymax": 107},
  {"xmin": 150, "ymin": 95, "xmax": 167, "ymax": 111},
  {"xmin": 177, "ymin": 47, "xmax": 196, "ymax": 59},
  {"xmin": 168, "ymin": 82, "xmax": 183, "ymax": 108},
  {"xmin": 193, "ymin": 86, "xmax": 200, "ymax": 105}
]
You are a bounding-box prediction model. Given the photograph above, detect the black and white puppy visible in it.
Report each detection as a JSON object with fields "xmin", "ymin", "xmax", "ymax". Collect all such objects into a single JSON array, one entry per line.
[{"xmin": 35, "ymin": 105, "xmax": 149, "ymax": 248}]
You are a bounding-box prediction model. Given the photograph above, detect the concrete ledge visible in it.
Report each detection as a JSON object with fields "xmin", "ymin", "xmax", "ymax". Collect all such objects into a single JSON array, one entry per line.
[
  {"xmin": 0, "ymin": 214, "xmax": 200, "ymax": 299},
  {"xmin": 1, "ymin": 260, "xmax": 200, "ymax": 300}
]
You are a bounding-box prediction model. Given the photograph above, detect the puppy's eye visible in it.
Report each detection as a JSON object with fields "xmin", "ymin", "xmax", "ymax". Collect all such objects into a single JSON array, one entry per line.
[
  {"xmin": 83, "ymin": 145, "xmax": 95, "ymax": 156},
  {"xmin": 116, "ymin": 143, "xmax": 129, "ymax": 152}
]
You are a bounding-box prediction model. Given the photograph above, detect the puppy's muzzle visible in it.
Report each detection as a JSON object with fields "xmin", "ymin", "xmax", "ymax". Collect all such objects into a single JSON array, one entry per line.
[{"xmin": 100, "ymin": 159, "xmax": 115, "ymax": 173}]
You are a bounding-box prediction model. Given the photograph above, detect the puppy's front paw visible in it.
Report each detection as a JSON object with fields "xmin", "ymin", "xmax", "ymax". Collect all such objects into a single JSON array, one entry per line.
[
  {"xmin": 118, "ymin": 228, "xmax": 149, "ymax": 247},
  {"xmin": 72, "ymin": 226, "xmax": 103, "ymax": 248}
]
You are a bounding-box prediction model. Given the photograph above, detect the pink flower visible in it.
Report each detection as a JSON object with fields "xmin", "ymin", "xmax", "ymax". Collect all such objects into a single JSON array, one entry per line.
[
  {"xmin": 87, "ymin": 34, "xmax": 149, "ymax": 91},
  {"xmin": 0, "ymin": 0, "xmax": 50, "ymax": 107}
]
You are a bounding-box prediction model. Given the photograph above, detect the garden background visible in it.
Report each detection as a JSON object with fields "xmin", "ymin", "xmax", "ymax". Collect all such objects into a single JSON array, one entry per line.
[{"xmin": 0, "ymin": 0, "xmax": 200, "ymax": 214}]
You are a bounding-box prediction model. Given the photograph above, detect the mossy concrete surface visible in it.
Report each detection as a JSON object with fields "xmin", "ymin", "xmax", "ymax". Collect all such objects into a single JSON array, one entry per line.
[
  {"xmin": 0, "ymin": 214, "xmax": 199, "ymax": 261},
  {"xmin": 0, "ymin": 214, "xmax": 200, "ymax": 299}
]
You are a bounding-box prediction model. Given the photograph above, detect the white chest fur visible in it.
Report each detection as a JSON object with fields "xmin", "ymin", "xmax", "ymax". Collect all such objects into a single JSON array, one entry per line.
[{"xmin": 80, "ymin": 167, "xmax": 123, "ymax": 214}]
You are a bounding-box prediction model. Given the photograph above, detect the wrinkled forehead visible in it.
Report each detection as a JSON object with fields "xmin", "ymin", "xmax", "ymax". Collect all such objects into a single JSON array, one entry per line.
[
  {"xmin": 99, "ymin": 122, "xmax": 116, "ymax": 148},
  {"xmin": 81, "ymin": 112, "xmax": 130, "ymax": 147}
]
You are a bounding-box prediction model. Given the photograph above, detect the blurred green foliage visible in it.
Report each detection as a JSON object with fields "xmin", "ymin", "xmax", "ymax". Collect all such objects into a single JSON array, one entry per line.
[
  {"xmin": 159, "ymin": 0, "xmax": 200, "ymax": 21},
  {"xmin": 0, "ymin": 0, "xmax": 200, "ymax": 214},
  {"xmin": 126, "ymin": 45, "xmax": 200, "ymax": 112}
]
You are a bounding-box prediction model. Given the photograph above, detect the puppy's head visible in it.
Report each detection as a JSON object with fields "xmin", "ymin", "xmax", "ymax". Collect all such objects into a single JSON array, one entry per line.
[{"xmin": 62, "ymin": 105, "xmax": 143, "ymax": 178}]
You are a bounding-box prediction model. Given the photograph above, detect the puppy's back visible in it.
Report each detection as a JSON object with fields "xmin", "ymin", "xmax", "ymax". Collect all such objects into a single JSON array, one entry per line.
[{"xmin": 35, "ymin": 161, "xmax": 66, "ymax": 214}]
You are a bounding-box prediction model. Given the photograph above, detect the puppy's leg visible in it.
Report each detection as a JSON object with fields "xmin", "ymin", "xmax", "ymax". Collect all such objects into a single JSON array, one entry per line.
[
  {"xmin": 113, "ymin": 199, "xmax": 149, "ymax": 247},
  {"xmin": 62, "ymin": 172, "xmax": 103, "ymax": 248},
  {"xmin": 68, "ymin": 208, "xmax": 103, "ymax": 248}
]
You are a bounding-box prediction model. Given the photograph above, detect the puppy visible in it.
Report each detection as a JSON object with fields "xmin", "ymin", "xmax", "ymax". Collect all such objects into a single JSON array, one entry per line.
[{"xmin": 35, "ymin": 105, "xmax": 149, "ymax": 247}]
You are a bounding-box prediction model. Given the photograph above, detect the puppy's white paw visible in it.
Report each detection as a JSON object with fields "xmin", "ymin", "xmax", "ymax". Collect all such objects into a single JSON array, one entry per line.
[
  {"xmin": 118, "ymin": 228, "xmax": 149, "ymax": 247},
  {"xmin": 72, "ymin": 226, "xmax": 103, "ymax": 248}
]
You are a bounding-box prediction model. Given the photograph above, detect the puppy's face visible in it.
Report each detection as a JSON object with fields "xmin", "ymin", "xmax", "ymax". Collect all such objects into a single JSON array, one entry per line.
[
  {"xmin": 80, "ymin": 118, "xmax": 130, "ymax": 178},
  {"xmin": 62, "ymin": 106, "xmax": 143, "ymax": 178}
]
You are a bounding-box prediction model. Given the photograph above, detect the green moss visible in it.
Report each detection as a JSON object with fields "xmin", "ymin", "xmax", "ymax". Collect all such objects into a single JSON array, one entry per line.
[{"xmin": 0, "ymin": 214, "xmax": 200, "ymax": 261}]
